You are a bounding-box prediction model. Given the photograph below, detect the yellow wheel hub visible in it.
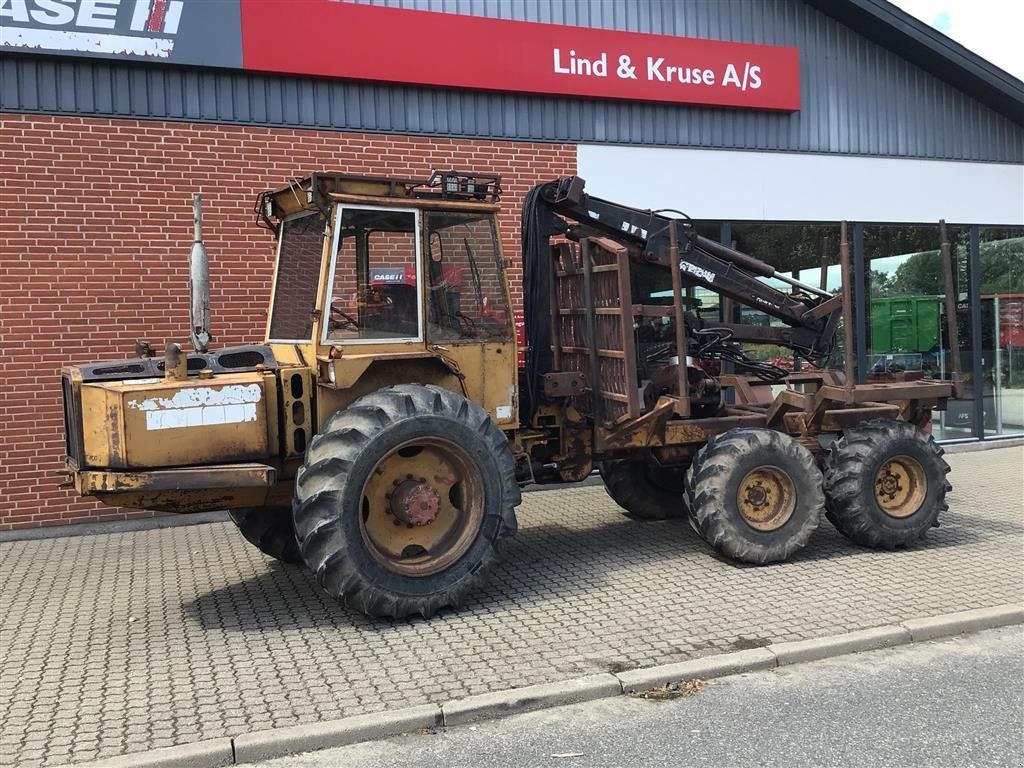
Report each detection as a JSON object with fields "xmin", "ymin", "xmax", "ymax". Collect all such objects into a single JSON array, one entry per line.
[
  {"xmin": 874, "ymin": 455, "xmax": 927, "ymax": 518},
  {"xmin": 359, "ymin": 437, "xmax": 484, "ymax": 577},
  {"xmin": 736, "ymin": 465, "xmax": 797, "ymax": 532}
]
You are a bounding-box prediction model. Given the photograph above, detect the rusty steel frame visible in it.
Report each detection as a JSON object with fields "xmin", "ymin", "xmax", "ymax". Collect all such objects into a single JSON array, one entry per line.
[
  {"xmin": 668, "ymin": 220, "xmax": 691, "ymax": 418},
  {"xmin": 580, "ymin": 239, "xmax": 604, "ymax": 425},
  {"xmin": 614, "ymin": 240, "xmax": 642, "ymax": 419},
  {"xmin": 580, "ymin": 219, "xmax": 955, "ymax": 455},
  {"xmin": 593, "ymin": 374, "xmax": 952, "ymax": 453},
  {"xmin": 839, "ymin": 220, "xmax": 856, "ymax": 400}
]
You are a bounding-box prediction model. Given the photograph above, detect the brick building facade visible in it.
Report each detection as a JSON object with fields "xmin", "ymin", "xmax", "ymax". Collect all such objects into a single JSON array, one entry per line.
[{"xmin": 0, "ymin": 113, "xmax": 575, "ymax": 529}]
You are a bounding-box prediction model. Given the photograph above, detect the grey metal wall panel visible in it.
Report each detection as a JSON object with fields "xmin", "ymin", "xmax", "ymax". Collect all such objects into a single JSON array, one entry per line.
[{"xmin": 1, "ymin": 0, "xmax": 1021, "ymax": 162}]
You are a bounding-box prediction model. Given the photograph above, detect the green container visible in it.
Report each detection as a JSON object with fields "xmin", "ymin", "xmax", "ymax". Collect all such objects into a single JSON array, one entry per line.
[{"xmin": 871, "ymin": 295, "xmax": 943, "ymax": 353}]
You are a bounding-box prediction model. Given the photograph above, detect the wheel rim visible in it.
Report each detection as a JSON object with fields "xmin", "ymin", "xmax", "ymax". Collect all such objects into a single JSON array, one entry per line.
[
  {"xmin": 359, "ymin": 436, "xmax": 484, "ymax": 577},
  {"xmin": 874, "ymin": 454, "xmax": 927, "ymax": 518},
  {"xmin": 736, "ymin": 465, "xmax": 797, "ymax": 531}
]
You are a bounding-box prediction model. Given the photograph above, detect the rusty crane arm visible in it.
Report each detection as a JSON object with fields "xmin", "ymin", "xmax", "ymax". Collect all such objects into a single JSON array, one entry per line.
[{"xmin": 530, "ymin": 176, "xmax": 843, "ymax": 362}]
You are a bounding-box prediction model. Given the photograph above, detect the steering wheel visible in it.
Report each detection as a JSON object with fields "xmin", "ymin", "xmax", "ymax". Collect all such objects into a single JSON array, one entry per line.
[{"xmin": 328, "ymin": 303, "xmax": 359, "ymax": 331}]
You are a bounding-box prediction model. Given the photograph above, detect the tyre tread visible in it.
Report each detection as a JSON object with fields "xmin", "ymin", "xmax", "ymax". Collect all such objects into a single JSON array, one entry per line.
[
  {"xmin": 292, "ymin": 384, "xmax": 519, "ymax": 618},
  {"xmin": 684, "ymin": 428, "xmax": 823, "ymax": 564},
  {"xmin": 599, "ymin": 455, "xmax": 688, "ymax": 520},
  {"xmin": 823, "ymin": 419, "xmax": 950, "ymax": 549},
  {"xmin": 228, "ymin": 507, "xmax": 302, "ymax": 564}
]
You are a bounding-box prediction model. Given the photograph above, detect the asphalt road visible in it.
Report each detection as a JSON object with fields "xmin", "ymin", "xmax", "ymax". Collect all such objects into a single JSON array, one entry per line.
[{"xmin": 246, "ymin": 625, "xmax": 1024, "ymax": 768}]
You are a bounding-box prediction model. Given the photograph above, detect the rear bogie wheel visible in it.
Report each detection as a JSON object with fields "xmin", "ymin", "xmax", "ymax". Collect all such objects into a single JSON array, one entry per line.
[
  {"xmin": 227, "ymin": 507, "xmax": 302, "ymax": 564},
  {"xmin": 599, "ymin": 454, "xmax": 688, "ymax": 520},
  {"xmin": 823, "ymin": 419, "xmax": 951, "ymax": 549},
  {"xmin": 292, "ymin": 384, "xmax": 519, "ymax": 619},
  {"xmin": 685, "ymin": 429, "xmax": 823, "ymax": 564}
]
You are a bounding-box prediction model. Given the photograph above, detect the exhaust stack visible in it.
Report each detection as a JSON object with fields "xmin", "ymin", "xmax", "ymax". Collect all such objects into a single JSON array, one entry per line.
[{"xmin": 189, "ymin": 193, "xmax": 211, "ymax": 353}]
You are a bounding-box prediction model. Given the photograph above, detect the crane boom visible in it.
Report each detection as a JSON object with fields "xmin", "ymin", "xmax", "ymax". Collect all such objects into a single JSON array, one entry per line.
[{"xmin": 529, "ymin": 176, "xmax": 842, "ymax": 362}]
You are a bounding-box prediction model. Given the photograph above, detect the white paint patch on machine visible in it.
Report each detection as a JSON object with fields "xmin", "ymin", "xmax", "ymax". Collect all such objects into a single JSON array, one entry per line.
[{"xmin": 127, "ymin": 384, "xmax": 262, "ymax": 431}]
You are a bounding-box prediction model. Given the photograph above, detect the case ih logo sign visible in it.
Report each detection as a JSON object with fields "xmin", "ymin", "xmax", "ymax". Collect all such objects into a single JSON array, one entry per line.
[
  {"xmin": 0, "ymin": 0, "xmax": 242, "ymax": 67},
  {"xmin": 0, "ymin": 1, "xmax": 183, "ymax": 57},
  {"xmin": 1, "ymin": 0, "xmax": 800, "ymax": 111}
]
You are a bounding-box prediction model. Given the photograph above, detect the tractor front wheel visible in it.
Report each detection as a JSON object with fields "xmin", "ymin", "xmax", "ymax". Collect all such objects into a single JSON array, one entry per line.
[
  {"xmin": 685, "ymin": 428, "xmax": 823, "ymax": 564},
  {"xmin": 292, "ymin": 384, "xmax": 519, "ymax": 619},
  {"xmin": 823, "ymin": 419, "xmax": 950, "ymax": 549}
]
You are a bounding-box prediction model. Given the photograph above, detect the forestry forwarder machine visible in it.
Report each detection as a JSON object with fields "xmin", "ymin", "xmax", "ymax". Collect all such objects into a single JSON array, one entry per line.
[{"xmin": 61, "ymin": 171, "xmax": 959, "ymax": 619}]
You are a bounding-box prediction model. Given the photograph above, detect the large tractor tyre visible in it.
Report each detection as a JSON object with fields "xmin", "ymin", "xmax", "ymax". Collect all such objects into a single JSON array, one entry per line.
[
  {"xmin": 685, "ymin": 429, "xmax": 824, "ymax": 564},
  {"xmin": 599, "ymin": 455, "xmax": 688, "ymax": 520},
  {"xmin": 823, "ymin": 419, "xmax": 951, "ymax": 549},
  {"xmin": 228, "ymin": 507, "xmax": 303, "ymax": 564},
  {"xmin": 292, "ymin": 384, "xmax": 520, "ymax": 619}
]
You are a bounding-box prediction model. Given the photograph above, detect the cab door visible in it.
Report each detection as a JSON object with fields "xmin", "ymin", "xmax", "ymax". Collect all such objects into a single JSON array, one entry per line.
[
  {"xmin": 421, "ymin": 210, "xmax": 518, "ymax": 429},
  {"xmin": 322, "ymin": 205, "xmax": 424, "ymax": 346}
]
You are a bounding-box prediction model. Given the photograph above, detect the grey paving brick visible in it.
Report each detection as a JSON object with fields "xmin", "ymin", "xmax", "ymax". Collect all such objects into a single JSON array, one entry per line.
[{"xmin": 1, "ymin": 447, "xmax": 1022, "ymax": 767}]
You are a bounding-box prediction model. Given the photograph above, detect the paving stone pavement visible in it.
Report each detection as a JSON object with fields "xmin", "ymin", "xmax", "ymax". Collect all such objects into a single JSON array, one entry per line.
[{"xmin": 1, "ymin": 447, "xmax": 1022, "ymax": 767}]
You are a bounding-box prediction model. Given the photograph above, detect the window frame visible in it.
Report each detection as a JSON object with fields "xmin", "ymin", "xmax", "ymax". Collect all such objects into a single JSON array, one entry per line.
[{"xmin": 320, "ymin": 203, "xmax": 424, "ymax": 346}]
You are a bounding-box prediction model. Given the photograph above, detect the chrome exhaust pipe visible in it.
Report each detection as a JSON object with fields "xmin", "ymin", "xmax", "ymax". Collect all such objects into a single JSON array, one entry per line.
[{"xmin": 189, "ymin": 193, "xmax": 211, "ymax": 353}]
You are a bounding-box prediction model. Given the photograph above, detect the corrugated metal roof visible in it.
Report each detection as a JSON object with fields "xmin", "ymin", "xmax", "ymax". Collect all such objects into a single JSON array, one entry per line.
[{"xmin": 2, "ymin": 0, "xmax": 1022, "ymax": 162}]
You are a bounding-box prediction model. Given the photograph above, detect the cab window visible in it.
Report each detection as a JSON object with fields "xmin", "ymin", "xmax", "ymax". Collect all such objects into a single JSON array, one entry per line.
[
  {"xmin": 268, "ymin": 211, "xmax": 327, "ymax": 342},
  {"xmin": 325, "ymin": 207, "xmax": 421, "ymax": 342},
  {"xmin": 424, "ymin": 211, "xmax": 511, "ymax": 342}
]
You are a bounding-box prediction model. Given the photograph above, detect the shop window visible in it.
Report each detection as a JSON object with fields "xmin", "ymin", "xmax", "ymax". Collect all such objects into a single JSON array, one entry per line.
[
  {"xmin": 864, "ymin": 224, "xmax": 972, "ymax": 440},
  {"xmin": 727, "ymin": 223, "xmax": 845, "ymax": 375},
  {"xmin": 979, "ymin": 227, "xmax": 1024, "ymax": 437}
]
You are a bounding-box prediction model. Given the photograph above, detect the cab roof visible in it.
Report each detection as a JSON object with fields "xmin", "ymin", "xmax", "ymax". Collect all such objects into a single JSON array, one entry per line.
[{"xmin": 256, "ymin": 170, "xmax": 502, "ymax": 230}]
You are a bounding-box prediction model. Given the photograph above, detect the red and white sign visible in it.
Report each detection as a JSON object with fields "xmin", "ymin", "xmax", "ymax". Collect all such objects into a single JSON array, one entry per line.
[
  {"xmin": 1, "ymin": 1, "xmax": 801, "ymax": 111},
  {"xmin": 240, "ymin": 1, "xmax": 801, "ymax": 111}
]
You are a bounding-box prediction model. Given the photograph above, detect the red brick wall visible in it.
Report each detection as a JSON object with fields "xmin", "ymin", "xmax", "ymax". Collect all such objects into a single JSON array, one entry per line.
[{"xmin": 0, "ymin": 113, "xmax": 576, "ymax": 529}]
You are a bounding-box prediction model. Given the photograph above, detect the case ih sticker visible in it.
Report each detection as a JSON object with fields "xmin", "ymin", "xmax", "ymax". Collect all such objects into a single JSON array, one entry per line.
[{"xmin": 370, "ymin": 269, "xmax": 409, "ymax": 285}]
